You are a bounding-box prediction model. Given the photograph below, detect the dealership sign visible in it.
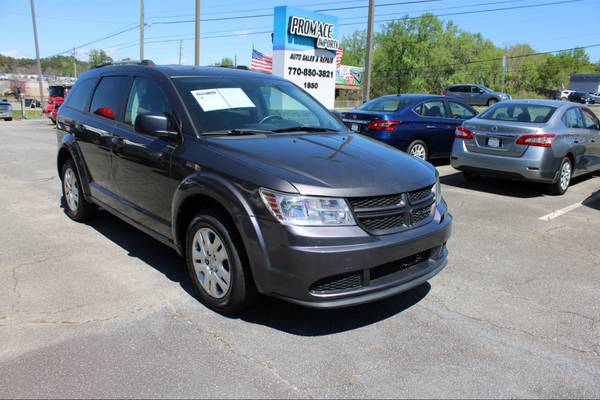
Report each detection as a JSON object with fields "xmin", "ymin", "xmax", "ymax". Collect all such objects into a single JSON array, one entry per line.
[{"xmin": 272, "ymin": 6, "xmax": 339, "ymax": 109}]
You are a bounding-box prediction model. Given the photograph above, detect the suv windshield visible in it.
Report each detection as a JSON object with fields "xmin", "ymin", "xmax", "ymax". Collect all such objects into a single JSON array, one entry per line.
[
  {"xmin": 48, "ymin": 87, "xmax": 65, "ymax": 98},
  {"xmin": 479, "ymin": 103, "xmax": 556, "ymax": 123},
  {"xmin": 173, "ymin": 76, "xmax": 345, "ymax": 134}
]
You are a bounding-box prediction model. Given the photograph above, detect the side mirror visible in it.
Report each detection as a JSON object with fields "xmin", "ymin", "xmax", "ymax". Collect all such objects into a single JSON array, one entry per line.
[{"xmin": 134, "ymin": 113, "xmax": 180, "ymax": 141}]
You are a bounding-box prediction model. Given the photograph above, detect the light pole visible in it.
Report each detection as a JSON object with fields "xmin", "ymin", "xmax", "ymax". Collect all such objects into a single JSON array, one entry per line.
[
  {"xmin": 362, "ymin": 0, "xmax": 375, "ymax": 102},
  {"xmin": 29, "ymin": 0, "xmax": 44, "ymax": 107},
  {"xmin": 195, "ymin": 0, "xmax": 200, "ymax": 66},
  {"xmin": 140, "ymin": 0, "xmax": 144, "ymax": 60}
]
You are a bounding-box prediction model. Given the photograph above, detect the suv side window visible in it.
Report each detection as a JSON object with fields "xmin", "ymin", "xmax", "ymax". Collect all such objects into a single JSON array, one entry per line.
[
  {"xmin": 562, "ymin": 108, "xmax": 584, "ymax": 128},
  {"xmin": 63, "ymin": 78, "xmax": 96, "ymax": 111},
  {"xmin": 582, "ymin": 108, "xmax": 600, "ymax": 130},
  {"xmin": 448, "ymin": 101, "xmax": 476, "ymax": 119},
  {"xmin": 90, "ymin": 76, "xmax": 130, "ymax": 121},
  {"xmin": 415, "ymin": 100, "xmax": 447, "ymax": 118},
  {"xmin": 124, "ymin": 77, "xmax": 172, "ymax": 125}
]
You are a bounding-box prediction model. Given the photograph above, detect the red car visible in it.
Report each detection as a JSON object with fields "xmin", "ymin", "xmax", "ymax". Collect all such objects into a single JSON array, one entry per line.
[{"xmin": 43, "ymin": 85, "xmax": 71, "ymax": 123}]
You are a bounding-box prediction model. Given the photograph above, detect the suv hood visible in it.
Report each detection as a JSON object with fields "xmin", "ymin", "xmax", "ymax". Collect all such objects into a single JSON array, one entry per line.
[{"xmin": 205, "ymin": 132, "xmax": 436, "ymax": 197}]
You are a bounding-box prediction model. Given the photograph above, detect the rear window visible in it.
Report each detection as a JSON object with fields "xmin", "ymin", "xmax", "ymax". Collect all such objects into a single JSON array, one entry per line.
[
  {"xmin": 63, "ymin": 78, "xmax": 96, "ymax": 111},
  {"xmin": 479, "ymin": 104, "xmax": 556, "ymax": 124},
  {"xmin": 90, "ymin": 76, "xmax": 130, "ymax": 121},
  {"xmin": 359, "ymin": 97, "xmax": 412, "ymax": 112}
]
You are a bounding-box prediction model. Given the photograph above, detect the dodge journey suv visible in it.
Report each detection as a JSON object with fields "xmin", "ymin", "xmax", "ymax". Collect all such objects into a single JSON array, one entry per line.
[{"xmin": 56, "ymin": 62, "xmax": 452, "ymax": 313}]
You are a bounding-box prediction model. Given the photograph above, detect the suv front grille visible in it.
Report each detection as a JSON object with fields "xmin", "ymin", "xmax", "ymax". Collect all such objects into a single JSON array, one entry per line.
[
  {"xmin": 348, "ymin": 185, "xmax": 435, "ymax": 235},
  {"xmin": 348, "ymin": 194, "xmax": 403, "ymax": 210}
]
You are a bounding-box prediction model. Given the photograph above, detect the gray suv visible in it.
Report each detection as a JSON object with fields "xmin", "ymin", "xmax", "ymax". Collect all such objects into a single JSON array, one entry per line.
[
  {"xmin": 446, "ymin": 84, "xmax": 511, "ymax": 106},
  {"xmin": 56, "ymin": 63, "xmax": 452, "ymax": 313},
  {"xmin": 0, "ymin": 99, "xmax": 12, "ymax": 121},
  {"xmin": 451, "ymin": 100, "xmax": 600, "ymax": 195}
]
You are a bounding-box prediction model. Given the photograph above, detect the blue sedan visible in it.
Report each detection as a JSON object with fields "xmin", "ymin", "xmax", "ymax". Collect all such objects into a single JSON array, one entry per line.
[{"xmin": 341, "ymin": 94, "xmax": 478, "ymax": 160}]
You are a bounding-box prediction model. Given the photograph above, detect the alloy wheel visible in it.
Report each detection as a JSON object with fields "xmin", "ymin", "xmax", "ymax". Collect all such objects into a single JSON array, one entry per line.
[
  {"xmin": 409, "ymin": 144, "xmax": 427, "ymax": 160},
  {"xmin": 560, "ymin": 161, "xmax": 571, "ymax": 192},
  {"xmin": 63, "ymin": 167, "xmax": 79, "ymax": 212},
  {"xmin": 191, "ymin": 227, "xmax": 231, "ymax": 299}
]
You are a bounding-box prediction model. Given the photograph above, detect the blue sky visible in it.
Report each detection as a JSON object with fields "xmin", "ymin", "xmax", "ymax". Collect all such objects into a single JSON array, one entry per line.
[{"xmin": 1, "ymin": 0, "xmax": 599, "ymax": 67}]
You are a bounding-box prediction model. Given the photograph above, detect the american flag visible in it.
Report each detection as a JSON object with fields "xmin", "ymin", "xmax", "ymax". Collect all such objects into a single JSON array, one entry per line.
[
  {"xmin": 250, "ymin": 49, "xmax": 272, "ymax": 73},
  {"xmin": 335, "ymin": 47, "xmax": 344, "ymax": 69}
]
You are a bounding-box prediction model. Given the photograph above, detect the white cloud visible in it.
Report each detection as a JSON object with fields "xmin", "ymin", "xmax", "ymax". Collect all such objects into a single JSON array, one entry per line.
[{"xmin": 1, "ymin": 50, "xmax": 21, "ymax": 58}]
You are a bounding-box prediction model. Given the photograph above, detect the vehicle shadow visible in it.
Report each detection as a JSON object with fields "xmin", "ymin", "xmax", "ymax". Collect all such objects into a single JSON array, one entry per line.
[
  {"xmin": 238, "ymin": 283, "xmax": 430, "ymax": 336},
  {"xmin": 83, "ymin": 209, "xmax": 430, "ymax": 336},
  {"xmin": 583, "ymin": 189, "xmax": 600, "ymax": 211},
  {"xmin": 440, "ymin": 170, "xmax": 598, "ymax": 199}
]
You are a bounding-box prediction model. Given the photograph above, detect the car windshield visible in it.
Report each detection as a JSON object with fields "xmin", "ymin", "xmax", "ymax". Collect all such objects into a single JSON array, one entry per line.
[
  {"xmin": 173, "ymin": 75, "xmax": 345, "ymax": 134},
  {"xmin": 479, "ymin": 103, "xmax": 556, "ymax": 123},
  {"xmin": 358, "ymin": 97, "xmax": 412, "ymax": 112},
  {"xmin": 479, "ymin": 86, "xmax": 493, "ymax": 93},
  {"xmin": 48, "ymin": 87, "xmax": 65, "ymax": 97}
]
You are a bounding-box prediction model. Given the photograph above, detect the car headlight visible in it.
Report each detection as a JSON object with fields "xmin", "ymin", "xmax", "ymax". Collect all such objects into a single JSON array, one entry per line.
[
  {"xmin": 260, "ymin": 188, "xmax": 356, "ymax": 226},
  {"xmin": 431, "ymin": 176, "xmax": 442, "ymax": 205}
]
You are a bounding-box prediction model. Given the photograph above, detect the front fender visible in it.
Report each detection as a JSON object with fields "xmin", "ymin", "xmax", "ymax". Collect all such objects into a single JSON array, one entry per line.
[{"xmin": 171, "ymin": 173, "xmax": 272, "ymax": 292}]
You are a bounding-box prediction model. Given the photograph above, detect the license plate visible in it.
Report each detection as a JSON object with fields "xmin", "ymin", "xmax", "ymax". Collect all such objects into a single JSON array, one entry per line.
[
  {"xmin": 488, "ymin": 137, "xmax": 501, "ymax": 148},
  {"xmin": 351, "ymin": 123, "xmax": 359, "ymax": 132}
]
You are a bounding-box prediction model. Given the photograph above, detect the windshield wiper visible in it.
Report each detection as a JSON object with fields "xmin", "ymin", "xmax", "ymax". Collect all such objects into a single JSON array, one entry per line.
[
  {"xmin": 271, "ymin": 126, "xmax": 341, "ymax": 133},
  {"xmin": 202, "ymin": 128, "xmax": 274, "ymax": 136}
]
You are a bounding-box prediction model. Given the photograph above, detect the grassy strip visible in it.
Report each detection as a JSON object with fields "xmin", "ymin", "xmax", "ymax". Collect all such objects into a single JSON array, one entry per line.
[{"xmin": 10, "ymin": 109, "xmax": 44, "ymax": 120}]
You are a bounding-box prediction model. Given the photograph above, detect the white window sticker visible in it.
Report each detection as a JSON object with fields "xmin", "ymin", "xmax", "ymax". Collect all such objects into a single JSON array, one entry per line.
[{"xmin": 190, "ymin": 88, "xmax": 255, "ymax": 112}]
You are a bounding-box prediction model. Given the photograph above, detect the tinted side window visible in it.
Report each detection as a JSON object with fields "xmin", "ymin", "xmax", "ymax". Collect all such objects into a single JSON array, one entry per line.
[
  {"xmin": 582, "ymin": 109, "xmax": 600, "ymax": 130},
  {"xmin": 448, "ymin": 86, "xmax": 460, "ymax": 92},
  {"xmin": 417, "ymin": 100, "xmax": 447, "ymax": 118},
  {"xmin": 448, "ymin": 102, "xmax": 476, "ymax": 119},
  {"xmin": 124, "ymin": 77, "xmax": 172, "ymax": 125},
  {"xmin": 90, "ymin": 76, "xmax": 130, "ymax": 121},
  {"xmin": 562, "ymin": 108, "xmax": 584, "ymax": 128},
  {"xmin": 63, "ymin": 78, "xmax": 96, "ymax": 111}
]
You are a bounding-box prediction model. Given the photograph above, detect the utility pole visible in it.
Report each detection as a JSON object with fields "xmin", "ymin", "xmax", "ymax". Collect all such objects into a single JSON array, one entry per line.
[
  {"xmin": 234, "ymin": 54, "xmax": 237, "ymax": 67},
  {"xmin": 362, "ymin": 0, "xmax": 375, "ymax": 102},
  {"xmin": 72, "ymin": 48, "xmax": 77, "ymax": 78},
  {"xmin": 29, "ymin": 0, "xmax": 44, "ymax": 107},
  {"xmin": 140, "ymin": 0, "xmax": 144, "ymax": 60},
  {"xmin": 501, "ymin": 54, "xmax": 506, "ymax": 94},
  {"xmin": 178, "ymin": 40, "xmax": 183, "ymax": 64},
  {"xmin": 195, "ymin": 0, "xmax": 200, "ymax": 66}
]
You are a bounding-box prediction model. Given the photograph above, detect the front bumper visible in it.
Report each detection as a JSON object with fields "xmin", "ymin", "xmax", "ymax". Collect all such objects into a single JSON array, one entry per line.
[
  {"xmin": 450, "ymin": 139, "xmax": 559, "ymax": 183},
  {"xmin": 0, "ymin": 111, "xmax": 11, "ymax": 118},
  {"xmin": 252, "ymin": 200, "xmax": 452, "ymax": 308}
]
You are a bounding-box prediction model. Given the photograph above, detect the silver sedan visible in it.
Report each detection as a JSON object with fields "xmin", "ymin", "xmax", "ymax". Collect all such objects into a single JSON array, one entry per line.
[{"xmin": 451, "ymin": 100, "xmax": 600, "ymax": 195}]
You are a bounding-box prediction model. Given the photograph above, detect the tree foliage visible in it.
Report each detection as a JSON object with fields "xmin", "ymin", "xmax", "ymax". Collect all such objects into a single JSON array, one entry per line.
[{"xmin": 340, "ymin": 14, "xmax": 600, "ymax": 97}]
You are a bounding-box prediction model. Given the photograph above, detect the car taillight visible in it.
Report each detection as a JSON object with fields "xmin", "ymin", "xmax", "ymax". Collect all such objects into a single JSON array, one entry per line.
[
  {"xmin": 367, "ymin": 119, "xmax": 401, "ymax": 131},
  {"xmin": 515, "ymin": 134, "xmax": 555, "ymax": 148},
  {"xmin": 455, "ymin": 126, "xmax": 473, "ymax": 139}
]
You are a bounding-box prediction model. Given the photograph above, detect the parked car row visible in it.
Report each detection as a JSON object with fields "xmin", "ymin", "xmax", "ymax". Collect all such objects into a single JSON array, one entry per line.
[{"xmin": 342, "ymin": 94, "xmax": 600, "ymax": 195}]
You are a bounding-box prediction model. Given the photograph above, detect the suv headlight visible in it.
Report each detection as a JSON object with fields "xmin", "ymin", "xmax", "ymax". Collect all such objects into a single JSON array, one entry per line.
[{"xmin": 260, "ymin": 188, "xmax": 356, "ymax": 226}]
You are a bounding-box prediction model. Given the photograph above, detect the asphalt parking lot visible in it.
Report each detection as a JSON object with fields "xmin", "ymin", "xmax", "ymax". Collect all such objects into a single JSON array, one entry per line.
[{"xmin": 1, "ymin": 119, "xmax": 599, "ymax": 398}]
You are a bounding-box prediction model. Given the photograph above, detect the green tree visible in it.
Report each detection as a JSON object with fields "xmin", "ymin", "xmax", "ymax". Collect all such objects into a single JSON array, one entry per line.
[
  {"xmin": 340, "ymin": 30, "xmax": 366, "ymax": 67},
  {"xmin": 88, "ymin": 49, "xmax": 113, "ymax": 66},
  {"xmin": 214, "ymin": 57, "xmax": 234, "ymax": 67}
]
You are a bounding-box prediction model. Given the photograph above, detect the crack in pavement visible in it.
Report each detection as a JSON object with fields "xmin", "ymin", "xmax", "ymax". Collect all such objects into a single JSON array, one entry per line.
[
  {"xmin": 422, "ymin": 294, "xmax": 600, "ymax": 357},
  {"xmin": 170, "ymin": 310, "xmax": 307, "ymax": 397}
]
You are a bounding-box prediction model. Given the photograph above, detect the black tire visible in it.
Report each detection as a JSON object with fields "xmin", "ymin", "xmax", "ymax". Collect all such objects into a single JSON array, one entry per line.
[
  {"xmin": 487, "ymin": 98, "xmax": 498, "ymax": 106},
  {"xmin": 547, "ymin": 157, "xmax": 572, "ymax": 195},
  {"xmin": 407, "ymin": 140, "xmax": 428, "ymax": 161},
  {"xmin": 185, "ymin": 209, "xmax": 258, "ymax": 314},
  {"xmin": 61, "ymin": 159, "xmax": 96, "ymax": 221},
  {"xmin": 3, "ymin": 117, "xmax": 12, "ymax": 121},
  {"xmin": 462, "ymin": 171, "xmax": 480, "ymax": 181}
]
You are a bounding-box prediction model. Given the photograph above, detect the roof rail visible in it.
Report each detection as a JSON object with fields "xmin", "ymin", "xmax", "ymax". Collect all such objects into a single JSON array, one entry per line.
[{"xmin": 92, "ymin": 59, "xmax": 155, "ymax": 69}]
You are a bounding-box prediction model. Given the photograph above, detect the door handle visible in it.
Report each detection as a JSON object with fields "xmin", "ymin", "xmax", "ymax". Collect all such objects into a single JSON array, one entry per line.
[{"xmin": 426, "ymin": 125, "xmax": 437, "ymax": 129}]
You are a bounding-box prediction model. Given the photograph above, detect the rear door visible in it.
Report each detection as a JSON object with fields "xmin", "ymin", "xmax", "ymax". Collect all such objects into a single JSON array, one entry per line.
[
  {"xmin": 412, "ymin": 99, "xmax": 455, "ymax": 156},
  {"xmin": 562, "ymin": 107, "xmax": 592, "ymax": 172},
  {"xmin": 111, "ymin": 75, "xmax": 178, "ymax": 238},
  {"xmin": 77, "ymin": 75, "xmax": 129, "ymax": 196},
  {"xmin": 581, "ymin": 107, "xmax": 600, "ymax": 170}
]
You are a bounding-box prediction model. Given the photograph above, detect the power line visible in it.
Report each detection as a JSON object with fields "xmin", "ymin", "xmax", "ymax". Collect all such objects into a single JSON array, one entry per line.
[
  {"xmin": 150, "ymin": 0, "xmax": 442, "ymax": 25},
  {"xmin": 49, "ymin": 23, "xmax": 140, "ymax": 57}
]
